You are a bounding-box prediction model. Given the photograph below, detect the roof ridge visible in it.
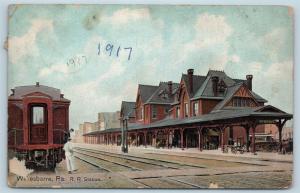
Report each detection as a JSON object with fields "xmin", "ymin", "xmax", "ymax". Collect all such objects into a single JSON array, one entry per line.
[
  {"xmin": 227, "ymin": 81, "xmax": 244, "ymax": 88},
  {"xmin": 159, "ymin": 81, "xmax": 180, "ymax": 84},
  {"xmin": 182, "ymin": 73, "xmax": 206, "ymax": 78},
  {"xmin": 122, "ymin": 100, "xmax": 135, "ymax": 103},
  {"xmin": 208, "ymin": 69, "xmax": 225, "ymax": 72},
  {"xmin": 15, "ymin": 84, "xmax": 60, "ymax": 90},
  {"xmin": 138, "ymin": 84, "xmax": 158, "ymax": 87}
]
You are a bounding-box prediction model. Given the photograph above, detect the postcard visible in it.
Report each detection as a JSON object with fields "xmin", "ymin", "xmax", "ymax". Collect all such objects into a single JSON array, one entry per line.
[{"xmin": 7, "ymin": 4, "xmax": 293, "ymax": 189}]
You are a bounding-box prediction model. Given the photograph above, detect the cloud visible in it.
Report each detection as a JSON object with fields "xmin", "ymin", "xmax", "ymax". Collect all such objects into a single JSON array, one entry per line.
[
  {"xmin": 8, "ymin": 19, "xmax": 54, "ymax": 64},
  {"xmin": 38, "ymin": 63, "xmax": 68, "ymax": 77},
  {"xmin": 37, "ymin": 35, "xmax": 103, "ymax": 78},
  {"xmin": 102, "ymin": 8, "xmax": 151, "ymax": 24},
  {"xmin": 66, "ymin": 60, "xmax": 127, "ymax": 127},
  {"xmin": 261, "ymin": 28, "xmax": 287, "ymax": 61},
  {"xmin": 193, "ymin": 13, "xmax": 232, "ymax": 49},
  {"xmin": 248, "ymin": 60, "xmax": 293, "ymax": 115},
  {"xmin": 252, "ymin": 62, "xmax": 262, "ymax": 72},
  {"xmin": 230, "ymin": 54, "xmax": 240, "ymax": 63},
  {"xmin": 72, "ymin": 60, "xmax": 125, "ymax": 92},
  {"xmin": 182, "ymin": 13, "xmax": 235, "ymax": 69},
  {"xmin": 244, "ymin": 27, "xmax": 292, "ymax": 65}
]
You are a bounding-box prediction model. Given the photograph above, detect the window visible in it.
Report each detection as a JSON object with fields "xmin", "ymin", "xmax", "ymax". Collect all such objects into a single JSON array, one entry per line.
[
  {"xmin": 32, "ymin": 106, "xmax": 44, "ymax": 124},
  {"xmin": 164, "ymin": 106, "xmax": 169, "ymax": 115},
  {"xmin": 193, "ymin": 102, "xmax": 199, "ymax": 116},
  {"xmin": 176, "ymin": 106, "xmax": 180, "ymax": 118},
  {"xmin": 245, "ymin": 99, "xmax": 250, "ymax": 106},
  {"xmin": 228, "ymin": 127, "xmax": 234, "ymax": 145},
  {"xmin": 184, "ymin": 103, "xmax": 188, "ymax": 117},
  {"xmin": 141, "ymin": 107, "xmax": 144, "ymax": 120},
  {"xmin": 233, "ymin": 98, "xmax": 238, "ymax": 106},
  {"xmin": 232, "ymin": 97, "xmax": 251, "ymax": 107},
  {"xmin": 152, "ymin": 106, "xmax": 157, "ymax": 119},
  {"xmin": 237, "ymin": 98, "xmax": 241, "ymax": 107},
  {"xmin": 144, "ymin": 106, "xmax": 148, "ymax": 120}
]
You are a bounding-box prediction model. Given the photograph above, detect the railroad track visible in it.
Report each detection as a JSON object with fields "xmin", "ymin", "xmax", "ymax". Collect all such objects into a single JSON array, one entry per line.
[
  {"xmin": 71, "ymin": 147, "xmax": 290, "ymax": 188},
  {"xmin": 74, "ymin": 147, "xmax": 206, "ymax": 171},
  {"xmin": 73, "ymin": 148, "xmax": 208, "ymax": 188}
]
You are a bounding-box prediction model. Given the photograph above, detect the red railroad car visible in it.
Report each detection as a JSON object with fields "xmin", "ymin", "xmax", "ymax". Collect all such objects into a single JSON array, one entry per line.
[{"xmin": 8, "ymin": 82, "xmax": 70, "ymax": 169}]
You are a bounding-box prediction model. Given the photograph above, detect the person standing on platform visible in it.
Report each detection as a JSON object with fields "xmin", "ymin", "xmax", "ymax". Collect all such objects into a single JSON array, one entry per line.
[{"xmin": 63, "ymin": 137, "xmax": 77, "ymax": 174}]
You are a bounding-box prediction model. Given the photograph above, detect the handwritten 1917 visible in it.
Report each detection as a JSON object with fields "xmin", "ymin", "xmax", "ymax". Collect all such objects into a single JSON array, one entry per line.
[{"xmin": 97, "ymin": 43, "xmax": 132, "ymax": 61}]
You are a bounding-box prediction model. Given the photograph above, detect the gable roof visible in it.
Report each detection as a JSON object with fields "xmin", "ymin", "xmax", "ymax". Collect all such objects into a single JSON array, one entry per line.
[
  {"xmin": 190, "ymin": 70, "xmax": 267, "ymax": 103},
  {"xmin": 193, "ymin": 70, "xmax": 237, "ymax": 99},
  {"xmin": 254, "ymin": 105, "xmax": 286, "ymax": 113},
  {"xmin": 250, "ymin": 92, "xmax": 268, "ymax": 103},
  {"xmin": 181, "ymin": 74, "xmax": 206, "ymax": 98},
  {"xmin": 134, "ymin": 70, "xmax": 267, "ymax": 108},
  {"xmin": 120, "ymin": 101, "xmax": 136, "ymax": 118},
  {"xmin": 145, "ymin": 82, "xmax": 179, "ymax": 104},
  {"xmin": 137, "ymin": 84, "xmax": 159, "ymax": 103},
  {"xmin": 211, "ymin": 83, "xmax": 261, "ymax": 111},
  {"xmin": 211, "ymin": 83, "xmax": 244, "ymax": 111}
]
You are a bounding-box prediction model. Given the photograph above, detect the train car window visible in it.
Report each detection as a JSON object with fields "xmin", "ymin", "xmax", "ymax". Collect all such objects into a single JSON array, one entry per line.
[{"xmin": 33, "ymin": 106, "xmax": 44, "ymax": 124}]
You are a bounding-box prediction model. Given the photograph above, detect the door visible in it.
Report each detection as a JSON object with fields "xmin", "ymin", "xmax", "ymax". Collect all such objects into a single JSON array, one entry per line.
[{"xmin": 29, "ymin": 104, "xmax": 48, "ymax": 144}]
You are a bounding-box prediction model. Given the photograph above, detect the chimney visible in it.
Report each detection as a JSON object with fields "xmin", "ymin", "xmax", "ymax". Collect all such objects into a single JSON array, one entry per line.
[
  {"xmin": 246, "ymin": 75, "xmax": 253, "ymax": 91},
  {"xmin": 187, "ymin": 69, "xmax": 194, "ymax": 93},
  {"xmin": 60, "ymin": 94, "xmax": 64, "ymax": 98},
  {"xmin": 167, "ymin": 81, "xmax": 173, "ymax": 96},
  {"xmin": 11, "ymin": 89, "xmax": 15, "ymax": 96},
  {"xmin": 211, "ymin": 76, "xmax": 219, "ymax": 96},
  {"xmin": 36, "ymin": 82, "xmax": 40, "ymax": 87}
]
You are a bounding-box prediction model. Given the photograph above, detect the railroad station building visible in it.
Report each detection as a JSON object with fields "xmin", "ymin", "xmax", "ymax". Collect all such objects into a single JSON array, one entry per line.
[{"xmin": 83, "ymin": 69, "xmax": 292, "ymax": 154}]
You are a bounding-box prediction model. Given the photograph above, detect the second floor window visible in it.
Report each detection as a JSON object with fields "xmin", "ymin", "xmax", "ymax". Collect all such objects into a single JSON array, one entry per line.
[
  {"xmin": 193, "ymin": 102, "xmax": 199, "ymax": 116},
  {"xmin": 164, "ymin": 106, "xmax": 169, "ymax": 115},
  {"xmin": 175, "ymin": 107, "xmax": 180, "ymax": 118},
  {"xmin": 233, "ymin": 97, "xmax": 251, "ymax": 107},
  {"xmin": 176, "ymin": 106, "xmax": 180, "ymax": 118},
  {"xmin": 152, "ymin": 106, "xmax": 157, "ymax": 119},
  {"xmin": 184, "ymin": 103, "xmax": 188, "ymax": 117},
  {"xmin": 141, "ymin": 107, "xmax": 144, "ymax": 120}
]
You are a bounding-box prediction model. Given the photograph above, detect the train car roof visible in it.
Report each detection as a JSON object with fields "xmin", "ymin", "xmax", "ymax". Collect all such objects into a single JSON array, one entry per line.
[{"xmin": 9, "ymin": 83, "xmax": 70, "ymax": 102}]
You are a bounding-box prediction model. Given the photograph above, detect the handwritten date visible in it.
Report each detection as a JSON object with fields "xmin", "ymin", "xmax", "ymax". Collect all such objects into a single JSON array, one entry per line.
[{"xmin": 97, "ymin": 43, "xmax": 132, "ymax": 61}]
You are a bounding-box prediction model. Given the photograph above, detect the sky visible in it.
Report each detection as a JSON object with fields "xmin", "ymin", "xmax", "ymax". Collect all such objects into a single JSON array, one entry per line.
[{"xmin": 8, "ymin": 5, "xmax": 294, "ymax": 129}]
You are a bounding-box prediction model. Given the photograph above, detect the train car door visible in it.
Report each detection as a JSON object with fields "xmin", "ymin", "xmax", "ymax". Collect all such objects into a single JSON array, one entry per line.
[{"xmin": 29, "ymin": 104, "xmax": 48, "ymax": 144}]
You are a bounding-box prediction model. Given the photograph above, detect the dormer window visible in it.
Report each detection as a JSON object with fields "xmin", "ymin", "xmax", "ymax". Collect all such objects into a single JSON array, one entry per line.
[
  {"xmin": 218, "ymin": 79, "xmax": 227, "ymax": 93},
  {"xmin": 158, "ymin": 89, "xmax": 168, "ymax": 99}
]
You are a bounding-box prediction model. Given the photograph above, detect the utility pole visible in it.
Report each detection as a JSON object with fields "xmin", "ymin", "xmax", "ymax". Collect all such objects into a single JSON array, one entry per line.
[{"xmin": 121, "ymin": 116, "xmax": 128, "ymax": 153}]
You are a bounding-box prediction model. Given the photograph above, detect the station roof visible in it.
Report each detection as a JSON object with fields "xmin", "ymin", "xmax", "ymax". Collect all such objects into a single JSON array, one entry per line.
[{"xmin": 83, "ymin": 105, "xmax": 292, "ymax": 136}]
